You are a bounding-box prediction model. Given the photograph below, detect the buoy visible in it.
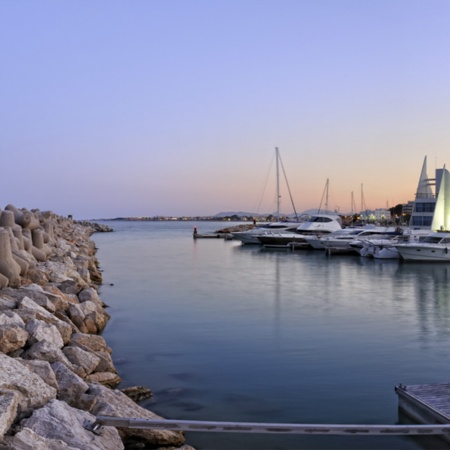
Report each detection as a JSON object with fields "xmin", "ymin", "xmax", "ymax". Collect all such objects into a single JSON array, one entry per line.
[{"xmin": 193, "ymin": 226, "xmax": 198, "ymax": 239}]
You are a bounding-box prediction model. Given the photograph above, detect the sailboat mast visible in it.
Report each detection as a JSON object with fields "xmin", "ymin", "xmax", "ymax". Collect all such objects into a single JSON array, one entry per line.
[
  {"xmin": 275, "ymin": 147, "xmax": 280, "ymax": 221},
  {"xmin": 318, "ymin": 179, "xmax": 329, "ymax": 214}
]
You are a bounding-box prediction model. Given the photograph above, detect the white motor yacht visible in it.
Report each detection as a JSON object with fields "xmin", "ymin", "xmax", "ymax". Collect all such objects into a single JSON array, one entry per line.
[
  {"xmin": 305, "ymin": 228, "xmax": 367, "ymax": 250},
  {"xmin": 395, "ymin": 231, "xmax": 450, "ymax": 261},
  {"xmin": 231, "ymin": 222, "xmax": 301, "ymax": 245},
  {"xmin": 257, "ymin": 213, "xmax": 342, "ymax": 248}
]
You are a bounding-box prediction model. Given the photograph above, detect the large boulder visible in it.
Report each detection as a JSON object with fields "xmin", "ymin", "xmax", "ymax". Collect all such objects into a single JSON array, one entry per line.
[
  {"xmin": 0, "ymin": 311, "xmax": 28, "ymax": 353},
  {"xmin": 69, "ymin": 332, "xmax": 112, "ymax": 354},
  {"xmin": 22, "ymin": 341, "xmax": 83, "ymax": 377},
  {"xmin": 17, "ymin": 359, "xmax": 59, "ymax": 390},
  {"xmin": 16, "ymin": 399, "xmax": 124, "ymax": 450},
  {"xmin": 3, "ymin": 285, "xmax": 57, "ymax": 313},
  {"xmin": 0, "ymin": 294, "xmax": 17, "ymax": 310},
  {"xmin": 62, "ymin": 346, "xmax": 101, "ymax": 376},
  {"xmin": 0, "ymin": 353, "xmax": 56, "ymax": 418},
  {"xmin": 51, "ymin": 362, "xmax": 89, "ymax": 407},
  {"xmin": 2, "ymin": 427, "xmax": 77, "ymax": 450},
  {"xmin": 0, "ymin": 324, "xmax": 28, "ymax": 354},
  {"xmin": 87, "ymin": 383, "xmax": 185, "ymax": 447},
  {"xmin": 0, "ymin": 389, "xmax": 19, "ymax": 439},
  {"xmin": 17, "ymin": 296, "xmax": 74, "ymax": 341},
  {"xmin": 26, "ymin": 318, "xmax": 64, "ymax": 348}
]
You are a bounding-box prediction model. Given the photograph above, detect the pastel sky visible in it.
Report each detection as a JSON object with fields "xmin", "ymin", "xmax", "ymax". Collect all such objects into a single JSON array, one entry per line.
[{"xmin": 2, "ymin": 1, "xmax": 450, "ymax": 219}]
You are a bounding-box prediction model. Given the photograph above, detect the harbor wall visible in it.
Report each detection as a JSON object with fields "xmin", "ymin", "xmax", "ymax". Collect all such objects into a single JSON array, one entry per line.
[{"xmin": 0, "ymin": 205, "xmax": 192, "ymax": 450}]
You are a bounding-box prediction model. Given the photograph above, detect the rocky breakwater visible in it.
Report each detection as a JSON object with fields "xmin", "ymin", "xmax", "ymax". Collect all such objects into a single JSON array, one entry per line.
[{"xmin": 0, "ymin": 205, "xmax": 192, "ymax": 450}]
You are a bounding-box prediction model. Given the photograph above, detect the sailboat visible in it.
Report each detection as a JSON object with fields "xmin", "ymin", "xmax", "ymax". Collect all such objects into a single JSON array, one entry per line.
[
  {"xmin": 395, "ymin": 166, "xmax": 450, "ymax": 261},
  {"xmin": 231, "ymin": 148, "xmax": 301, "ymax": 244},
  {"xmin": 257, "ymin": 178, "xmax": 342, "ymax": 248}
]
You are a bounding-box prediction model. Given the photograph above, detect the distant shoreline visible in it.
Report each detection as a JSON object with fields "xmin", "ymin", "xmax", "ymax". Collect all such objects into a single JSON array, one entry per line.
[{"xmin": 96, "ymin": 217, "xmax": 260, "ymax": 222}]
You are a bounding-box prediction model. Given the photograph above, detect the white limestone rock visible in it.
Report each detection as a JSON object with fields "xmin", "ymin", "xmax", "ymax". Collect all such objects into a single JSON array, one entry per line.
[
  {"xmin": 18, "ymin": 296, "xmax": 56, "ymax": 319},
  {"xmin": 22, "ymin": 340, "xmax": 80, "ymax": 376},
  {"xmin": 19, "ymin": 399, "xmax": 124, "ymax": 450},
  {"xmin": 17, "ymin": 359, "xmax": 59, "ymax": 390},
  {"xmin": 0, "ymin": 294, "xmax": 16, "ymax": 310},
  {"xmin": 26, "ymin": 318, "xmax": 64, "ymax": 348},
  {"xmin": 0, "ymin": 353, "xmax": 56, "ymax": 418},
  {"xmin": 0, "ymin": 310, "xmax": 25, "ymax": 327},
  {"xmin": 87, "ymin": 383, "xmax": 185, "ymax": 447},
  {"xmin": 0, "ymin": 389, "xmax": 19, "ymax": 438},
  {"xmin": 70, "ymin": 332, "xmax": 112, "ymax": 354},
  {"xmin": 77, "ymin": 300, "xmax": 110, "ymax": 333},
  {"xmin": 51, "ymin": 362, "xmax": 89, "ymax": 407},
  {"xmin": 62, "ymin": 346, "xmax": 101, "ymax": 375},
  {"xmin": 17, "ymin": 296, "xmax": 74, "ymax": 344},
  {"xmin": 4, "ymin": 285, "xmax": 57, "ymax": 313},
  {"xmin": 5, "ymin": 427, "xmax": 78, "ymax": 450},
  {"xmin": 78, "ymin": 287, "xmax": 104, "ymax": 307}
]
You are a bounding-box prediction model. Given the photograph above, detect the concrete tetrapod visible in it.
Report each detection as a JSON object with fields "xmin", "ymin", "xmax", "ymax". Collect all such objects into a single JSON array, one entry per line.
[
  {"xmin": 5, "ymin": 204, "xmax": 40, "ymax": 230},
  {"xmin": 0, "ymin": 228, "xmax": 21, "ymax": 287}
]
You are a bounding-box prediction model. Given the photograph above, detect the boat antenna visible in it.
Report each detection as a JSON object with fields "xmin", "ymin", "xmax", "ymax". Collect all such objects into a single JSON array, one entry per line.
[{"xmin": 277, "ymin": 149, "xmax": 299, "ymax": 221}]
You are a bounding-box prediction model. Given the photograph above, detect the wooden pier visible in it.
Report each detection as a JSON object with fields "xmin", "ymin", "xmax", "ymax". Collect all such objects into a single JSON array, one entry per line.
[{"xmin": 395, "ymin": 383, "xmax": 450, "ymax": 444}]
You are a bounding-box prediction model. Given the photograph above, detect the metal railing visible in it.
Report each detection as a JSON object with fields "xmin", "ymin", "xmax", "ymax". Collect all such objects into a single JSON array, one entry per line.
[{"xmin": 90, "ymin": 416, "xmax": 450, "ymax": 436}]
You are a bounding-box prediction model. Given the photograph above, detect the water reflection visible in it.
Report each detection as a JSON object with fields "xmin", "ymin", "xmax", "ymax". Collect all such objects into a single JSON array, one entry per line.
[
  {"xmin": 95, "ymin": 224, "xmax": 450, "ymax": 450},
  {"xmin": 395, "ymin": 263, "xmax": 450, "ymax": 343},
  {"xmin": 397, "ymin": 410, "xmax": 450, "ymax": 450}
]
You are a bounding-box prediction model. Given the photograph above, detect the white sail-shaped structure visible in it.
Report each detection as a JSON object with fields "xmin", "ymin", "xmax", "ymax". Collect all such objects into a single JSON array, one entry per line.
[
  {"xmin": 416, "ymin": 156, "xmax": 434, "ymax": 199},
  {"xmin": 431, "ymin": 167, "xmax": 450, "ymax": 231},
  {"xmin": 409, "ymin": 156, "xmax": 436, "ymax": 229}
]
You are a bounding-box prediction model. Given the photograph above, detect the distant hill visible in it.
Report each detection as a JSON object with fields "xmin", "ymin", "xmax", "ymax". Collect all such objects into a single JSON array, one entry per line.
[
  {"xmin": 214, "ymin": 209, "xmax": 340, "ymax": 218},
  {"xmin": 214, "ymin": 211, "xmax": 262, "ymax": 218}
]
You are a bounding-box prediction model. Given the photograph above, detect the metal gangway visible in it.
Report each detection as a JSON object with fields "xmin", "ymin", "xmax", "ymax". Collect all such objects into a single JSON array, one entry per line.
[{"xmin": 88, "ymin": 416, "xmax": 450, "ymax": 437}]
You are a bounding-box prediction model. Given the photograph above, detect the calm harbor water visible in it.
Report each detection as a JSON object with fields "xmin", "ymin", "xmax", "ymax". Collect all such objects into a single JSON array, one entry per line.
[{"xmin": 92, "ymin": 220, "xmax": 450, "ymax": 450}]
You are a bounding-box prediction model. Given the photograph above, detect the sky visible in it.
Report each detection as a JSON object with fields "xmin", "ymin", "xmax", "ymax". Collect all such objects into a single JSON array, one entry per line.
[{"xmin": 1, "ymin": 0, "xmax": 450, "ymax": 219}]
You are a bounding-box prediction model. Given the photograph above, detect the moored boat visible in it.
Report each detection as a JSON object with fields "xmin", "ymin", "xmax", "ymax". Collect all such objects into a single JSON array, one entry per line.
[
  {"xmin": 231, "ymin": 222, "xmax": 302, "ymax": 244},
  {"xmin": 395, "ymin": 231, "xmax": 450, "ymax": 261},
  {"xmin": 257, "ymin": 213, "xmax": 342, "ymax": 248},
  {"xmin": 395, "ymin": 165, "xmax": 450, "ymax": 262}
]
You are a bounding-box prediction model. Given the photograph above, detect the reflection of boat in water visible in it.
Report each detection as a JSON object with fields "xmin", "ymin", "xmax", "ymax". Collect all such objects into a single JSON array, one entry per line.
[
  {"xmin": 396, "ymin": 166, "xmax": 450, "ymax": 262},
  {"xmin": 257, "ymin": 213, "xmax": 342, "ymax": 248}
]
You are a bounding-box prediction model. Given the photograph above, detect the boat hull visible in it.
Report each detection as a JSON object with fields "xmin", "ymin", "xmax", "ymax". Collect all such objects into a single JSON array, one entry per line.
[
  {"xmin": 257, "ymin": 234, "xmax": 307, "ymax": 247},
  {"xmin": 231, "ymin": 232, "xmax": 262, "ymax": 244},
  {"xmin": 396, "ymin": 245, "xmax": 450, "ymax": 261}
]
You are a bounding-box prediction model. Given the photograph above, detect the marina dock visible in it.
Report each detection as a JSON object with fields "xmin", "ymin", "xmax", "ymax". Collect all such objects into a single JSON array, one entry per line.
[
  {"xmin": 395, "ymin": 383, "xmax": 450, "ymax": 443},
  {"xmin": 193, "ymin": 232, "xmax": 233, "ymax": 239}
]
